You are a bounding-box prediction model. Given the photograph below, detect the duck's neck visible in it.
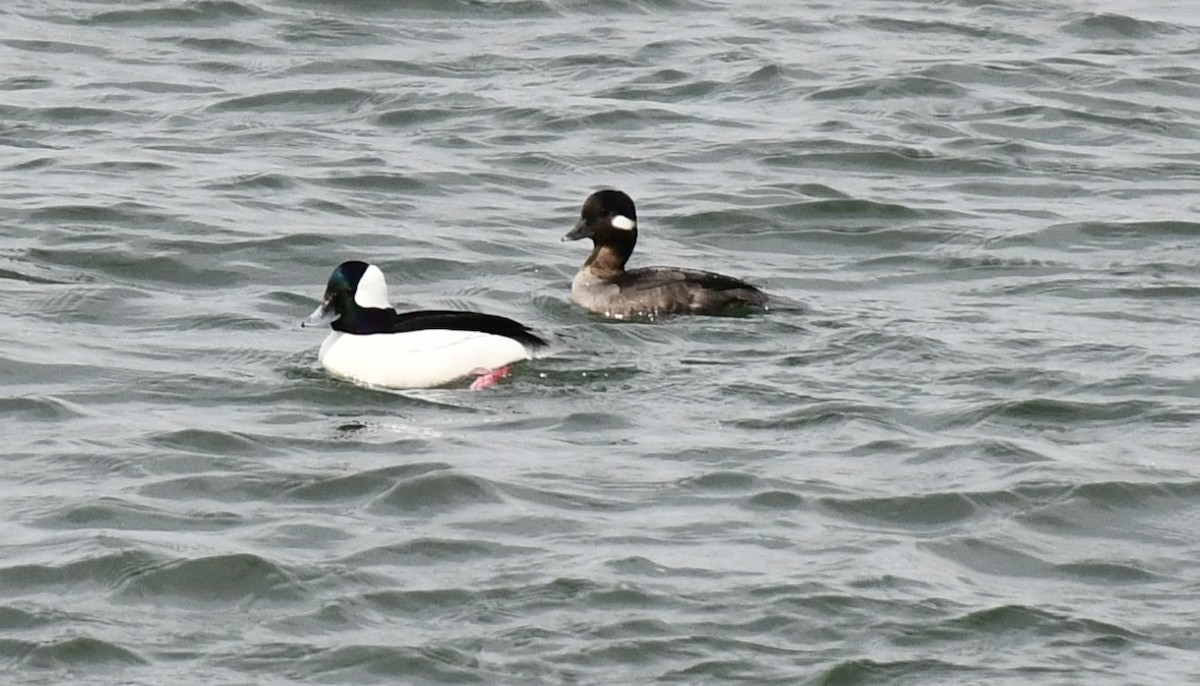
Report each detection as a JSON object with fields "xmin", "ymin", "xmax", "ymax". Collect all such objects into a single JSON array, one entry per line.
[
  {"xmin": 333, "ymin": 306, "xmax": 397, "ymax": 335},
  {"xmin": 584, "ymin": 245, "xmax": 629, "ymax": 278}
]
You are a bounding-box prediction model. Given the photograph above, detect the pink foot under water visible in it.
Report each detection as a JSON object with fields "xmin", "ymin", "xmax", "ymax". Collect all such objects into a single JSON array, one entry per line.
[{"xmin": 468, "ymin": 366, "xmax": 511, "ymax": 391}]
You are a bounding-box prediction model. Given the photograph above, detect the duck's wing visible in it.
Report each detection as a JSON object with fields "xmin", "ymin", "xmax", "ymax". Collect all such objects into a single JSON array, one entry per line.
[
  {"xmin": 618, "ymin": 267, "xmax": 764, "ymax": 294},
  {"xmin": 612, "ymin": 267, "xmax": 769, "ymax": 314},
  {"xmin": 391, "ymin": 310, "xmax": 546, "ymax": 347}
]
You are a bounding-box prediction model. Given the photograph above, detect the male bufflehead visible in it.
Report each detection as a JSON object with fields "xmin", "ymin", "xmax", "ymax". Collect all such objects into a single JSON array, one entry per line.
[
  {"xmin": 303, "ymin": 260, "xmax": 545, "ymax": 390},
  {"xmin": 562, "ymin": 189, "xmax": 770, "ymax": 319}
]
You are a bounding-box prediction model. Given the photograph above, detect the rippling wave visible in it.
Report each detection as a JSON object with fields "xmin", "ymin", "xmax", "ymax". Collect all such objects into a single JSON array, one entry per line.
[{"xmin": 3, "ymin": 0, "xmax": 1199, "ymax": 683}]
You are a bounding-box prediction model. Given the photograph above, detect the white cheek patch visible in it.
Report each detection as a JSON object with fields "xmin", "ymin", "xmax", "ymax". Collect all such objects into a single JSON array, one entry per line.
[
  {"xmin": 611, "ymin": 215, "xmax": 636, "ymax": 231},
  {"xmin": 354, "ymin": 264, "xmax": 392, "ymax": 309}
]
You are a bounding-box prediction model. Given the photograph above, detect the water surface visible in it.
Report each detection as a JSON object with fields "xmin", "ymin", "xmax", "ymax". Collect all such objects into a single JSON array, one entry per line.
[{"xmin": 2, "ymin": 0, "xmax": 1200, "ymax": 683}]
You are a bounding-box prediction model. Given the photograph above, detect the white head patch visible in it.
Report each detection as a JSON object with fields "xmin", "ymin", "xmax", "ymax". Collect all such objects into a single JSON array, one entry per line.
[
  {"xmin": 611, "ymin": 214, "xmax": 636, "ymax": 231},
  {"xmin": 353, "ymin": 264, "xmax": 392, "ymax": 309}
]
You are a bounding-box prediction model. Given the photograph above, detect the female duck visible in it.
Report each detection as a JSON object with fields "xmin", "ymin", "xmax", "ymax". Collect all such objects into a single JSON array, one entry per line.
[
  {"xmin": 563, "ymin": 189, "xmax": 769, "ymax": 319},
  {"xmin": 303, "ymin": 260, "xmax": 545, "ymax": 390}
]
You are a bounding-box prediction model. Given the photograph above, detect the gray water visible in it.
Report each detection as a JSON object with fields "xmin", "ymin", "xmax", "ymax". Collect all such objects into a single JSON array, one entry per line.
[{"xmin": 3, "ymin": 0, "xmax": 1200, "ymax": 683}]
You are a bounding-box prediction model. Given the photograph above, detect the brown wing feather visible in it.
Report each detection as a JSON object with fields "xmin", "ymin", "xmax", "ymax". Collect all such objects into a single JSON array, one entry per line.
[
  {"xmin": 617, "ymin": 267, "xmax": 760, "ymax": 293},
  {"xmin": 615, "ymin": 267, "xmax": 768, "ymax": 313}
]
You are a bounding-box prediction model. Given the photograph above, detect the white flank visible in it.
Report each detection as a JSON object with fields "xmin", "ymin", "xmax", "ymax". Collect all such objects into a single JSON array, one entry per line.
[
  {"xmin": 353, "ymin": 264, "xmax": 392, "ymax": 309},
  {"xmin": 318, "ymin": 329, "xmax": 532, "ymax": 389},
  {"xmin": 611, "ymin": 214, "xmax": 636, "ymax": 231}
]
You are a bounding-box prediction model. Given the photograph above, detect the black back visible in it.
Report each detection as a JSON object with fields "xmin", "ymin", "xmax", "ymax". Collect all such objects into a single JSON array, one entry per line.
[
  {"xmin": 322, "ymin": 261, "xmax": 546, "ymax": 347},
  {"xmin": 390, "ymin": 310, "xmax": 547, "ymax": 348}
]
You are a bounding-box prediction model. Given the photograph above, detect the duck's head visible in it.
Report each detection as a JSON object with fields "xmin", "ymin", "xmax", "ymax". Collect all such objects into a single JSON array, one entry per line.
[
  {"xmin": 563, "ymin": 189, "xmax": 639, "ymax": 255},
  {"xmin": 303, "ymin": 260, "xmax": 391, "ymax": 328}
]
